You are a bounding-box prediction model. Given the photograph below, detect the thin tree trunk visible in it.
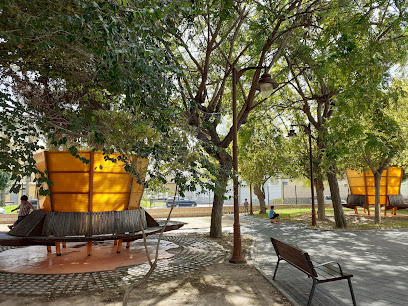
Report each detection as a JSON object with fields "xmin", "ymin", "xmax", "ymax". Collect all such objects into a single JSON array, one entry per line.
[
  {"xmin": 373, "ymin": 171, "xmax": 382, "ymax": 224},
  {"xmin": 0, "ymin": 190, "xmax": 5, "ymax": 207},
  {"xmin": 315, "ymin": 177, "xmax": 325, "ymax": 220},
  {"xmin": 253, "ymin": 185, "xmax": 266, "ymax": 214},
  {"xmin": 210, "ymin": 192, "xmax": 224, "ymax": 238},
  {"xmin": 326, "ymin": 164, "xmax": 347, "ymax": 228},
  {"xmin": 210, "ymin": 152, "xmax": 232, "ymax": 238}
]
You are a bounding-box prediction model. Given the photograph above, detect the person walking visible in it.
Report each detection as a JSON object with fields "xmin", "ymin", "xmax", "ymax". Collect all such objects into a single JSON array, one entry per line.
[{"xmin": 244, "ymin": 198, "xmax": 249, "ymax": 213}]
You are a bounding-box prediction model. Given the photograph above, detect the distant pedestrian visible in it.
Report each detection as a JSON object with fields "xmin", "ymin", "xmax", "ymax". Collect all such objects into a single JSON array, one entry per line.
[
  {"xmin": 244, "ymin": 199, "xmax": 249, "ymax": 213},
  {"xmin": 268, "ymin": 205, "xmax": 280, "ymax": 223},
  {"xmin": 8, "ymin": 195, "xmax": 35, "ymax": 230}
]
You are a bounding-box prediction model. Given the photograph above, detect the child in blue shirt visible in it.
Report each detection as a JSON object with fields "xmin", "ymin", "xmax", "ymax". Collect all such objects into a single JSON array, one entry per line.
[{"xmin": 268, "ymin": 206, "xmax": 279, "ymax": 223}]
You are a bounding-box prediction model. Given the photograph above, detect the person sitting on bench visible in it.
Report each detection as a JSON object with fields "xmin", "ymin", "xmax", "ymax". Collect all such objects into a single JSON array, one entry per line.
[
  {"xmin": 8, "ymin": 195, "xmax": 35, "ymax": 230},
  {"xmin": 268, "ymin": 206, "xmax": 280, "ymax": 223}
]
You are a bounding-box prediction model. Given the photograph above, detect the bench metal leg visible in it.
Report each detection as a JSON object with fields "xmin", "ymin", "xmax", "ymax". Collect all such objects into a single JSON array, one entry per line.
[
  {"xmin": 348, "ymin": 278, "xmax": 357, "ymax": 306},
  {"xmin": 273, "ymin": 259, "xmax": 280, "ymax": 280},
  {"xmin": 307, "ymin": 280, "xmax": 317, "ymax": 306}
]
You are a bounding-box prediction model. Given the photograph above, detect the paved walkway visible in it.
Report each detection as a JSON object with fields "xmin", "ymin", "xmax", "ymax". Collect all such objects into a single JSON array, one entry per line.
[
  {"xmin": 1, "ymin": 216, "xmax": 408, "ymax": 305},
  {"xmin": 238, "ymin": 215, "xmax": 408, "ymax": 306}
]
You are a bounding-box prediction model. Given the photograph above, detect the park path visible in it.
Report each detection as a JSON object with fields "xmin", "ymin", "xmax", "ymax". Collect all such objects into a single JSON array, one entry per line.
[{"xmin": 238, "ymin": 215, "xmax": 408, "ymax": 306}]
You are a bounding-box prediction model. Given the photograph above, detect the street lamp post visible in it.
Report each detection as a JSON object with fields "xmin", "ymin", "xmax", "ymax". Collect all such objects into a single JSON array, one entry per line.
[
  {"xmin": 288, "ymin": 123, "xmax": 317, "ymax": 226},
  {"xmin": 229, "ymin": 66, "xmax": 277, "ymax": 264},
  {"xmin": 249, "ymin": 184, "xmax": 253, "ymax": 215}
]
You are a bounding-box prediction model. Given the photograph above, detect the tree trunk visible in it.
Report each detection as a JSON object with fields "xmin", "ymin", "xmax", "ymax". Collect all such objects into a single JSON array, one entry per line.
[
  {"xmin": 326, "ymin": 164, "xmax": 347, "ymax": 228},
  {"xmin": 210, "ymin": 151, "xmax": 232, "ymax": 238},
  {"xmin": 315, "ymin": 177, "xmax": 325, "ymax": 220},
  {"xmin": 210, "ymin": 191, "xmax": 224, "ymax": 238},
  {"xmin": 373, "ymin": 171, "xmax": 382, "ymax": 224},
  {"xmin": 253, "ymin": 185, "xmax": 266, "ymax": 214},
  {"xmin": 0, "ymin": 190, "xmax": 5, "ymax": 207}
]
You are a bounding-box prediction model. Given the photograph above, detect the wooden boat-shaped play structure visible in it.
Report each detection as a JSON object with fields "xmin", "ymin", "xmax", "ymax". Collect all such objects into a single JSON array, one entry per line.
[
  {"xmin": 0, "ymin": 151, "xmax": 183, "ymax": 255},
  {"xmin": 344, "ymin": 167, "xmax": 408, "ymax": 215}
]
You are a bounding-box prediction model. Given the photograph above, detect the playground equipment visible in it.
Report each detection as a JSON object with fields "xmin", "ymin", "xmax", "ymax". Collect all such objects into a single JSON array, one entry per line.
[
  {"xmin": 2, "ymin": 151, "xmax": 183, "ymax": 255},
  {"xmin": 345, "ymin": 167, "xmax": 406, "ymax": 215}
]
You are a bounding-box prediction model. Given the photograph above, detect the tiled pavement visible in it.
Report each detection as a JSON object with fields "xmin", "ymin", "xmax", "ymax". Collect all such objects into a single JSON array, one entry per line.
[
  {"xmin": 239, "ymin": 215, "xmax": 408, "ymax": 306},
  {"xmin": 0, "ymin": 236, "xmax": 229, "ymax": 297}
]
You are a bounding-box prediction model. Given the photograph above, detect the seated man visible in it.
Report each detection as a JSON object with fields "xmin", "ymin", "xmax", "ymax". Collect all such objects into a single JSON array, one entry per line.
[{"xmin": 268, "ymin": 205, "xmax": 280, "ymax": 223}]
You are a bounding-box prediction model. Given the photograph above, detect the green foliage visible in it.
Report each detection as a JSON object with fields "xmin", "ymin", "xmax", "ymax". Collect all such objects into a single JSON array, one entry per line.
[
  {"xmin": 238, "ymin": 110, "xmax": 299, "ymax": 186},
  {"xmin": 335, "ymin": 80, "xmax": 408, "ymax": 171},
  {"xmin": 0, "ymin": 0, "xmax": 212, "ymax": 194},
  {"xmin": 0, "ymin": 171, "xmax": 10, "ymax": 191}
]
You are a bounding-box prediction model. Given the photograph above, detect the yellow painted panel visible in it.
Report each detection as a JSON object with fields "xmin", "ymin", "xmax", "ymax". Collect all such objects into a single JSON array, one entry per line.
[
  {"xmin": 48, "ymin": 173, "xmax": 89, "ymax": 193},
  {"xmin": 350, "ymin": 187, "xmax": 365, "ymax": 194},
  {"xmin": 51, "ymin": 194, "xmax": 89, "ymax": 212},
  {"xmin": 34, "ymin": 151, "xmax": 148, "ymax": 212},
  {"xmin": 93, "ymin": 153, "xmax": 127, "ymax": 173},
  {"xmin": 346, "ymin": 167, "xmax": 403, "ymax": 201},
  {"xmin": 365, "ymin": 177, "xmax": 374, "ymax": 186},
  {"xmin": 92, "ymin": 194, "xmax": 128, "ymax": 212},
  {"xmin": 387, "ymin": 187, "xmax": 400, "ymax": 195},
  {"xmin": 346, "ymin": 169, "xmax": 364, "ymax": 178},
  {"xmin": 128, "ymin": 181, "xmax": 144, "ymax": 210},
  {"xmin": 348, "ymin": 177, "xmax": 365, "ymax": 186},
  {"xmin": 93, "ymin": 173, "xmax": 132, "ymax": 193},
  {"xmin": 47, "ymin": 152, "xmax": 91, "ymax": 172},
  {"xmin": 366, "ymin": 187, "xmax": 375, "ymax": 195},
  {"xmin": 367, "ymin": 195, "xmax": 387, "ymax": 205},
  {"xmin": 388, "ymin": 167, "xmax": 403, "ymax": 177}
]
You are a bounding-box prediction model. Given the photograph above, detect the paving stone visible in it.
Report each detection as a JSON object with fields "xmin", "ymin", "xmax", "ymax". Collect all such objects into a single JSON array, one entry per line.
[
  {"xmin": 240, "ymin": 214, "xmax": 408, "ymax": 306},
  {"xmin": 0, "ymin": 235, "xmax": 228, "ymax": 296}
]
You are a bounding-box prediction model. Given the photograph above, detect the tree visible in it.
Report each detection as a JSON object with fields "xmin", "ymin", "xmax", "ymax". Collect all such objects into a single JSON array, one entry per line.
[
  {"xmin": 0, "ymin": 0, "xmax": 202, "ymax": 194},
  {"xmin": 238, "ymin": 115, "xmax": 289, "ymax": 214},
  {"xmin": 341, "ymin": 81, "xmax": 408, "ymax": 223},
  {"xmin": 276, "ymin": 0, "xmax": 408, "ymax": 228},
  {"xmin": 0, "ymin": 171, "xmax": 10, "ymax": 207},
  {"xmin": 158, "ymin": 0, "xmax": 335, "ymax": 237}
]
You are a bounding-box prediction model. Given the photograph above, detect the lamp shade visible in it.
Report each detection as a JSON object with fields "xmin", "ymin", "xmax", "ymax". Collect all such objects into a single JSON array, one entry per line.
[{"xmin": 256, "ymin": 73, "xmax": 278, "ymax": 98}]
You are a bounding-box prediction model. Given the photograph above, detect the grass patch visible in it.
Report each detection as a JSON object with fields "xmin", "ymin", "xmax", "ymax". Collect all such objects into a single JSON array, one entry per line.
[
  {"xmin": 3, "ymin": 205, "xmax": 18, "ymax": 213},
  {"xmin": 140, "ymin": 200, "xmax": 166, "ymax": 208},
  {"xmin": 254, "ymin": 207, "xmax": 408, "ymax": 230}
]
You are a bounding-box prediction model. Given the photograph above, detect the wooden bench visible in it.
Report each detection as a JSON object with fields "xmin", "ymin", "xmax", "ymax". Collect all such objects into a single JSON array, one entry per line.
[
  {"xmin": 386, "ymin": 194, "xmax": 408, "ymax": 215},
  {"xmin": 270, "ymin": 237, "xmax": 356, "ymax": 306},
  {"xmin": 342, "ymin": 194, "xmax": 367, "ymax": 214},
  {"xmin": 4, "ymin": 209, "xmax": 183, "ymax": 256}
]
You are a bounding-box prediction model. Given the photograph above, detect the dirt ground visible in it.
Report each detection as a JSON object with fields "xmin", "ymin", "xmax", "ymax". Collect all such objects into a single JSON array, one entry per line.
[
  {"xmin": 0, "ymin": 231, "xmax": 291, "ymax": 306},
  {"xmin": 0, "ymin": 263, "xmax": 290, "ymax": 306}
]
